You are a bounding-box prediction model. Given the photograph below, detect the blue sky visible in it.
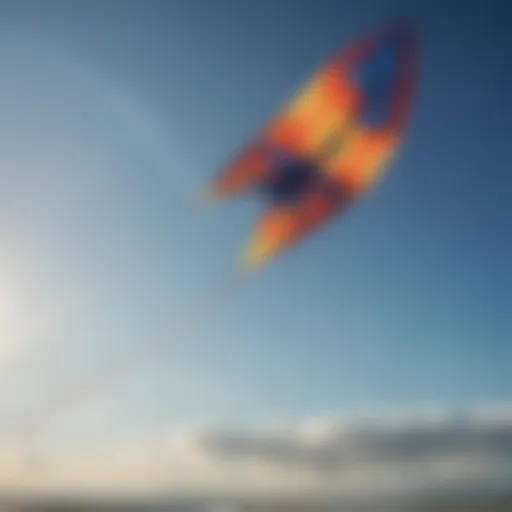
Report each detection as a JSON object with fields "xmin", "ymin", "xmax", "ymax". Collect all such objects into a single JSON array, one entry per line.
[{"xmin": 0, "ymin": 0, "xmax": 510, "ymax": 471}]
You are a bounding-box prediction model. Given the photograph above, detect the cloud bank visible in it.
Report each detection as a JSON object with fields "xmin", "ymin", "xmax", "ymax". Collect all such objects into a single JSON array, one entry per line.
[{"xmin": 1, "ymin": 404, "xmax": 511, "ymax": 501}]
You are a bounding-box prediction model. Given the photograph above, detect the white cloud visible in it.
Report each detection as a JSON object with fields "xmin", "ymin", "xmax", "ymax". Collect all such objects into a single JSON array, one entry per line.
[{"xmin": 1, "ymin": 403, "xmax": 511, "ymax": 501}]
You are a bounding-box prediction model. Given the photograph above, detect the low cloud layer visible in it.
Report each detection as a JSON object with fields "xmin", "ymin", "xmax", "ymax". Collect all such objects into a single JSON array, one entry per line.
[
  {"xmin": 1, "ymin": 404, "xmax": 511, "ymax": 501},
  {"xmin": 200, "ymin": 405, "xmax": 512, "ymax": 473}
]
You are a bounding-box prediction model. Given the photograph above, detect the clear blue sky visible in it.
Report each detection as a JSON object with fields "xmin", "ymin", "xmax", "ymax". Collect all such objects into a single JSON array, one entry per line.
[{"xmin": 0, "ymin": 0, "xmax": 510, "ymax": 446}]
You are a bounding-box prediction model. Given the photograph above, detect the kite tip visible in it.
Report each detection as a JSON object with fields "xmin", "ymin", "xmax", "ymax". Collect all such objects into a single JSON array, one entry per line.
[{"xmin": 237, "ymin": 249, "xmax": 268, "ymax": 277}]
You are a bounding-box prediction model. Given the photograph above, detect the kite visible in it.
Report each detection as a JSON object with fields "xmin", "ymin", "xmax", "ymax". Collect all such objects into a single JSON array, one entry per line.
[{"xmin": 206, "ymin": 22, "xmax": 418, "ymax": 272}]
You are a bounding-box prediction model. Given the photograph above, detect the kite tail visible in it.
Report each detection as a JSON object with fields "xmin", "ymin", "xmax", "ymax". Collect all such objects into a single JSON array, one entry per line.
[{"xmin": 17, "ymin": 270, "xmax": 249, "ymax": 439}]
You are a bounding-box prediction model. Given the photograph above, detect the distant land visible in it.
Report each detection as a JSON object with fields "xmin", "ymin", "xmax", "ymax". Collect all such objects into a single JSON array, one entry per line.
[{"xmin": 2, "ymin": 492, "xmax": 512, "ymax": 512}]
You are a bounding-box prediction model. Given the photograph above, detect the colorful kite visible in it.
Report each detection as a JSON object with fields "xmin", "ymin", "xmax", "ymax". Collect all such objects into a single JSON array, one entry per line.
[{"xmin": 206, "ymin": 22, "xmax": 418, "ymax": 272}]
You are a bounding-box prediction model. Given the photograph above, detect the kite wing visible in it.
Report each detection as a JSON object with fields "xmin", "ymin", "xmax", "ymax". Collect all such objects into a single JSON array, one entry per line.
[
  {"xmin": 317, "ymin": 23, "xmax": 418, "ymax": 195},
  {"xmin": 205, "ymin": 138, "xmax": 275, "ymax": 200},
  {"xmin": 205, "ymin": 35, "xmax": 363, "ymax": 201},
  {"xmin": 241, "ymin": 185, "xmax": 347, "ymax": 271}
]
